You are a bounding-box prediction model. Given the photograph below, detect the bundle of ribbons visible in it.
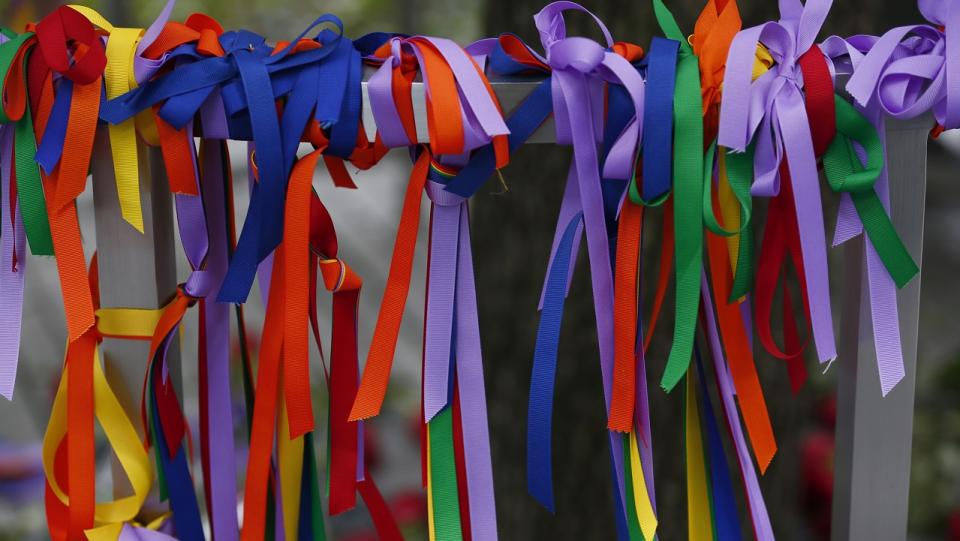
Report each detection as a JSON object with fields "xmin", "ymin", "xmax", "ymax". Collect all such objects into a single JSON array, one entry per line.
[{"xmin": 0, "ymin": 0, "xmax": 943, "ymax": 538}]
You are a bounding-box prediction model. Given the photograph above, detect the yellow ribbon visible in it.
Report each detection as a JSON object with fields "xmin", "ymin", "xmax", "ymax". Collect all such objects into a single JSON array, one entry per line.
[
  {"xmin": 685, "ymin": 374, "xmax": 713, "ymax": 540},
  {"xmin": 717, "ymin": 46, "xmax": 775, "ymax": 280},
  {"xmin": 96, "ymin": 307, "xmax": 165, "ymax": 338},
  {"xmin": 42, "ymin": 345, "xmax": 153, "ymax": 525},
  {"xmin": 43, "ymin": 306, "xmax": 166, "ymax": 532},
  {"xmin": 628, "ymin": 431, "xmax": 658, "ymax": 540},
  {"xmin": 426, "ymin": 422, "xmax": 437, "ymax": 541},
  {"xmin": 70, "ymin": 6, "xmax": 159, "ymax": 233},
  {"xmin": 85, "ymin": 513, "xmax": 172, "ymax": 541},
  {"xmin": 279, "ymin": 399, "xmax": 305, "ymax": 541}
]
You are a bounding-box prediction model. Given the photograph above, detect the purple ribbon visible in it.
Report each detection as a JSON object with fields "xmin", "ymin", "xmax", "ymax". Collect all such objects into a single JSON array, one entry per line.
[
  {"xmin": 719, "ymin": 0, "xmax": 838, "ymax": 365},
  {"xmin": 0, "ymin": 124, "xmax": 26, "ymax": 400},
  {"xmin": 366, "ymin": 36, "xmax": 510, "ymax": 148},
  {"xmin": 164, "ymin": 98, "xmax": 239, "ymax": 538},
  {"xmin": 132, "ymin": 0, "xmax": 179, "ymax": 84},
  {"xmin": 530, "ymin": 0, "xmax": 645, "ymax": 523},
  {"xmin": 701, "ymin": 273, "xmax": 774, "ymax": 540},
  {"xmin": 422, "ymin": 179, "xmax": 498, "ymax": 540},
  {"xmin": 820, "ymin": 36, "xmax": 913, "ymax": 395},
  {"xmin": 117, "ymin": 524, "xmax": 180, "ymax": 541}
]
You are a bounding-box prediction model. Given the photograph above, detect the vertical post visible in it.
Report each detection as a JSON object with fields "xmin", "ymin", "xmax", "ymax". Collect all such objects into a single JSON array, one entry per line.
[
  {"xmin": 831, "ymin": 115, "xmax": 930, "ymax": 540},
  {"xmin": 90, "ymin": 130, "xmax": 181, "ymax": 500}
]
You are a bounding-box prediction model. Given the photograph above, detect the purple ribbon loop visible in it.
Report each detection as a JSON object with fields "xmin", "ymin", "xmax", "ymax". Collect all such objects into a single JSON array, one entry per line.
[
  {"xmin": 719, "ymin": 0, "xmax": 838, "ymax": 364},
  {"xmin": 365, "ymin": 36, "xmax": 509, "ymax": 151}
]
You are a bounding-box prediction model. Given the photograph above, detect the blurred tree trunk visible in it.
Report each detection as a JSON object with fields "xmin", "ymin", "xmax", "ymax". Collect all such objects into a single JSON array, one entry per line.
[{"xmin": 476, "ymin": 1, "xmax": 922, "ymax": 540}]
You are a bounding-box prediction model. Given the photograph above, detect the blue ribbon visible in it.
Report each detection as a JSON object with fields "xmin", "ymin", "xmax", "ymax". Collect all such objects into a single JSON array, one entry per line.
[
  {"xmin": 527, "ymin": 212, "xmax": 582, "ymax": 513},
  {"xmin": 639, "ymin": 37, "xmax": 678, "ymax": 203},
  {"xmin": 149, "ymin": 343, "xmax": 205, "ymax": 541},
  {"xmin": 34, "ymin": 78, "xmax": 72, "ymax": 175},
  {"xmin": 695, "ymin": 348, "xmax": 743, "ymax": 541}
]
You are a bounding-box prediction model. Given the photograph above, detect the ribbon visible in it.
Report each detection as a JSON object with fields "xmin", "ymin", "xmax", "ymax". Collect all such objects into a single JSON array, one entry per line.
[
  {"xmin": 522, "ymin": 3, "xmax": 646, "ymax": 530},
  {"xmin": 423, "ymin": 164, "xmax": 498, "ymax": 540},
  {"xmin": 650, "ymin": 0, "xmax": 705, "ymax": 392},
  {"xmin": 69, "ymin": 2, "xmax": 174, "ymax": 232},
  {"xmin": 351, "ymin": 33, "xmax": 508, "ymax": 420},
  {"xmin": 824, "ymin": 15, "xmax": 934, "ymax": 395},
  {"xmin": 719, "ymin": 0, "xmax": 839, "ymax": 366},
  {"xmin": 0, "ymin": 29, "xmax": 54, "ymax": 255},
  {"xmin": 700, "ymin": 273, "xmax": 774, "ymax": 539},
  {"xmin": 0, "ymin": 121, "xmax": 26, "ymax": 400}
]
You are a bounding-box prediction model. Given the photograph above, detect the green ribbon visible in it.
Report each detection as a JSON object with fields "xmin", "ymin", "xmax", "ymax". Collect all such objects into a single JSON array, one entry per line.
[
  {"xmin": 653, "ymin": 0, "xmax": 704, "ymax": 392},
  {"xmin": 723, "ymin": 146, "xmax": 755, "ymax": 300},
  {"xmin": 0, "ymin": 33, "xmax": 54, "ymax": 256},
  {"xmin": 429, "ymin": 407, "xmax": 463, "ymax": 540},
  {"xmin": 822, "ymin": 95, "xmax": 918, "ymax": 288},
  {"xmin": 304, "ymin": 436, "xmax": 328, "ymax": 541},
  {"xmin": 701, "ymin": 140, "xmax": 755, "ymax": 301}
]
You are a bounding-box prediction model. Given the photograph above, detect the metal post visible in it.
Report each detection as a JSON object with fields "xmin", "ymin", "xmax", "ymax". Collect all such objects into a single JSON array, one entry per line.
[
  {"xmin": 90, "ymin": 130, "xmax": 181, "ymax": 502},
  {"xmin": 831, "ymin": 115, "xmax": 930, "ymax": 540}
]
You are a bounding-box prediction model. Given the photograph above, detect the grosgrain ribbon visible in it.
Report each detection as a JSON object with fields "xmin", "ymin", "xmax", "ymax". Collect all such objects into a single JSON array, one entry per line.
[
  {"xmin": 0, "ymin": 122, "xmax": 26, "ymax": 400},
  {"xmin": 69, "ymin": 2, "xmax": 174, "ymax": 232},
  {"xmin": 651, "ymin": 0, "xmax": 705, "ymax": 392},
  {"xmin": 525, "ymin": 2, "xmax": 645, "ymax": 526},
  {"xmin": 719, "ymin": 0, "xmax": 838, "ymax": 365}
]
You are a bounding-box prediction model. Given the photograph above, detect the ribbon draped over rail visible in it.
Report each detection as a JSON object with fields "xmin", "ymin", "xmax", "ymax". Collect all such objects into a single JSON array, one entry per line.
[{"xmin": 0, "ymin": 0, "xmax": 947, "ymax": 539}]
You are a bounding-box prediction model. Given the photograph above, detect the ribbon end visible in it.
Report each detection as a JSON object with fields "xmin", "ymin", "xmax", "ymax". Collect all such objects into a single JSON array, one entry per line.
[
  {"xmin": 880, "ymin": 372, "xmax": 905, "ymax": 397},
  {"xmin": 348, "ymin": 402, "xmax": 380, "ymax": 422},
  {"xmin": 756, "ymin": 444, "xmax": 777, "ymax": 475},
  {"xmin": 122, "ymin": 212, "xmax": 146, "ymax": 234}
]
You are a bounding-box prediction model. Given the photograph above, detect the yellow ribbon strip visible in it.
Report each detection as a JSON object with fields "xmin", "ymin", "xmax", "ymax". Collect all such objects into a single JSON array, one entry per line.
[
  {"xmin": 717, "ymin": 46, "xmax": 774, "ymax": 283},
  {"xmin": 70, "ymin": 5, "xmax": 153, "ymax": 233},
  {"xmin": 426, "ymin": 422, "xmax": 437, "ymax": 541},
  {"xmin": 42, "ymin": 345, "xmax": 153, "ymax": 525},
  {"xmin": 44, "ymin": 305, "xmax": 167, "ymax": 533},
  {"xmin": 279, "ymin": 398, "xmax": 305, "ymax": 541},
  {"xmin": 628, "ymin": 431, "xmax": 658, "ymax": 540},
  {"xmin": 86, "ymin": 513, "xmax": 172, "ymax": 541},
  {"xmin": 96, "ymin": 307, "xmax": 165, "ymax": 338},
  {"xmin": 685, "ymin": 374, "xmax": 713, "ymax": 541}
]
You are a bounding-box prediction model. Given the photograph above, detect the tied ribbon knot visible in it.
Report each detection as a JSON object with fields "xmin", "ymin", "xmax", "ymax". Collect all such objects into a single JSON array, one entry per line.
[
  {"xmin": 835, "ymin": 0, "xmax": 960, "ymax": 129},
  {"xmin": 69, "ymin": 1, "xmax": 175, "ymax": 232},
  {"xmin": 719, "ymin": 0, "xmax": 839, "ymax": 365}
]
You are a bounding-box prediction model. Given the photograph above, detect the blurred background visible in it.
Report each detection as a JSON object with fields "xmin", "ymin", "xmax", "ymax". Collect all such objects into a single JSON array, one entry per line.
[{"xmin": 1, "ymin": 0, "xmax": 959, "ymax": 539}]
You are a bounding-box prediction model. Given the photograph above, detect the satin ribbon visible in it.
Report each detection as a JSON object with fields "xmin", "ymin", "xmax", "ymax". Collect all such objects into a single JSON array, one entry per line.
[{"xmin": 719, "ymin": 0, "xmax": 838, "ymax": 365}]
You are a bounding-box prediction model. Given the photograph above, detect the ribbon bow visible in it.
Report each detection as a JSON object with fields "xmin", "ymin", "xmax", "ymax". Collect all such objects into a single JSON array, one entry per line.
[
  {"xmin": 839, "ymin": 0, "xmax": 960, "ymax": 129},
  {"xmin": 719, "ymin": 0, "xmax": 839, "ymax": 366}
]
